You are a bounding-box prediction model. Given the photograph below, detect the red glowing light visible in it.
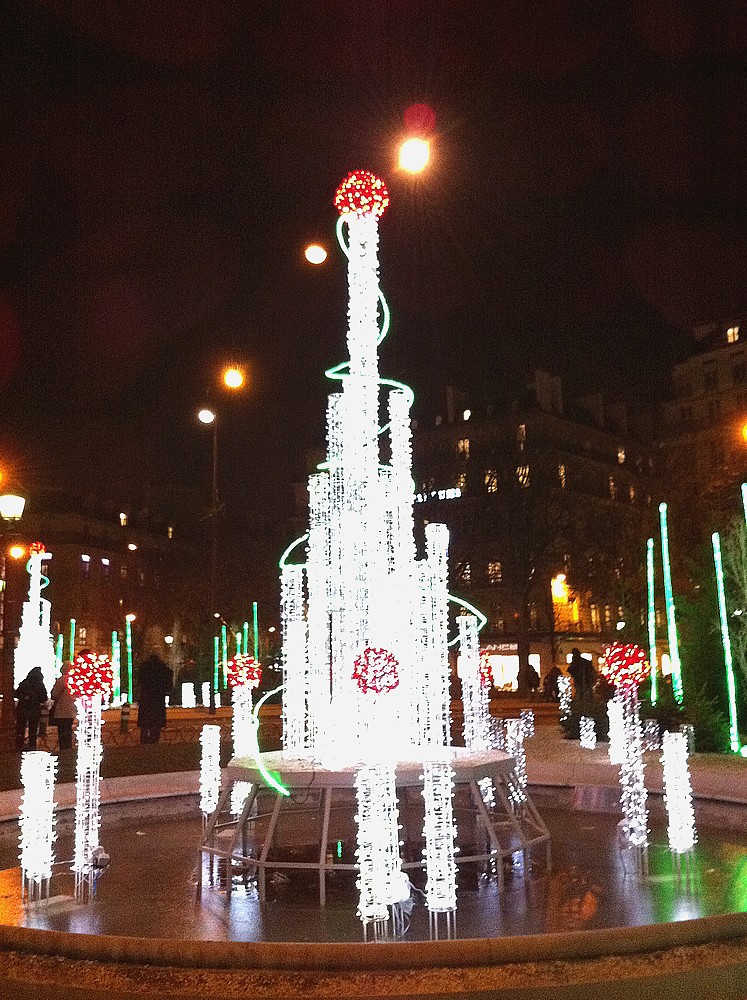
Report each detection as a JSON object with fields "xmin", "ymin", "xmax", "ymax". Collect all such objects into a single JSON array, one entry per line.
[
  {"xmin": 479, "ymin": 652, "xmax": 493, "ymax": 688},
  {"xmin": 29, "ymin": 542, "xmax": 45, "ymax": 555},
  {"xmin": 66, "ymin": 651, "xmax": 114, "ymax": 700},
  {"xmin": 352, "ymin": 647, "xmax": 400, "ymax": 695},
  {"xmin": 404, "ymin": 103, "xmax": 436, "ymax": 135},
  {"xmin": 226, "ymin": 654, "xmax": 262, "ymax": 689},
  {"xmin": 334, "ymin": 171, "xmax": 389, "ymax": 219},
  {"xmin": 601, "ymin": 643, "xmax": 650, "ymax": 691}
]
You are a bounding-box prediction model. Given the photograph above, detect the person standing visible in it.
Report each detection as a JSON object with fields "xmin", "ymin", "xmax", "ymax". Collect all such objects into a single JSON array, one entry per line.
[
  {"xmin": 50, "ymin": 661, "xmax": 77, "ymax": 750},
  {"xmin": 136, "ymin": 653, "xmax": 172, "ymax": 744},
  {"xmin": 568, "ymin": 647, "xmax": 597, "ymax": 702},
  {"xmin": 542, "ymin": 664, "xmax": 562, "ymax": 702},
  {"xmin": 14, "ymin": 666, "xmax": 48, "ymax": 750}
]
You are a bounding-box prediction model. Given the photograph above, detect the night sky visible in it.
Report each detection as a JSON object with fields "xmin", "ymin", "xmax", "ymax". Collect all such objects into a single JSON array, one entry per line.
[{"xmin": 2, "ymin": 1, "xmax": 747, "ymax": 530}]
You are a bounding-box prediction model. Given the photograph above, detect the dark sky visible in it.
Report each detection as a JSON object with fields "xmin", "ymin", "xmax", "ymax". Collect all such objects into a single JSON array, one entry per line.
[{"xmin": 2, "ymin": 1, "xmax": 747, "ymax": 527}]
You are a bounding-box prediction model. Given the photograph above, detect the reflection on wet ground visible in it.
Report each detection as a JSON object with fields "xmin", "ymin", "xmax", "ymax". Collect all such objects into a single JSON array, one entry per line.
[{"xmin": 0, "ymin": 803, "xmax": 746, "ymax": 942}]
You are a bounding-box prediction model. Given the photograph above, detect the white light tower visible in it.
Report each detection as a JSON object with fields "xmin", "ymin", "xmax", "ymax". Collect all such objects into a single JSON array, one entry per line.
[{"xmin": 14, "ymin": 543, "xmax": 56, "ymax": 692}]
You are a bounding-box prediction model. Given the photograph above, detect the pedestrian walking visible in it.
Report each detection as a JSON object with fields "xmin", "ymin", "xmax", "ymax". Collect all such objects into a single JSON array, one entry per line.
[
  {"xmin": 14, "ymin": 666, "xmax": 48, "ymax": 750},
  {"xmin": 136, "ymin": 653, "xmax": 172, "ymax": 744},
  {"xmin": 50, "ymin": 661, "xmax": 77, "ymax": 750}
]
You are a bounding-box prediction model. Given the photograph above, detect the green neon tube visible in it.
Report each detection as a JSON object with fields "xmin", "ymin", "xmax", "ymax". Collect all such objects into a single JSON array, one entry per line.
[
  {"xmin": 659, "ymin": 502, "xmax": 683, "ymax": 704},
  {"xmin": 112, "ymin": 630, "xmax": 120, "ymax": 702},
  {"xmin": 243, "ymin": 620, "xmax": 249, "ymax": 654},
  {"xmin": 251, "ymin": 685, "xmax": 290, "ymax": 796},
  {"xmin": 69, "ymin": 618, "xmax": 76, "ymax": 661},
  {"xmin": 448, "ymin": 594, "xmax": 488, "ymax": 647},
  {"xmin": 54, "ymin": 634, "xmax": 63, "ymax": 677},
  {"xmin": 125, "ymin": 619, "xmax": 133, "ymax": 703},
  {"xmin": 236, "ymin": 632, "xmax": 242, "ymax": 656},
  {"xmin": 647, "ymin": 537, "xmax": 659, "ymax": 706},
  {"xmin": 253, "ymin": 600, "xmax": 259, "ymax": 661},
  {"xmin": 712, "ymin": 531, "xmax": 741, "ymax": 753},
  {"xmin": 213, "ymin": 635, "xmax": 219, "ymax": 694},
  {"xmin": 221, "ymin": 624, "xmax": 228, "ymax": 687},
  {"xmin": 279, "ymin": 533, "xmax": 308, "ymax": 569}
]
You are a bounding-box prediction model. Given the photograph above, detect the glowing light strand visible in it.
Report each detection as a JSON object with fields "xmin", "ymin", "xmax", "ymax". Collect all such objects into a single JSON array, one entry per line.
[
  {"xmin": 661, "ymin": 731, "xmax": 697, "ymax": 867},
  {"xmin": 659, "ymin": 502, "xmax": 683, "ymax": 704},
  {"xmin": 712, "ymin": 530, "xmax": 741, "ymax": 753},
  {"xmin": 199, "ymin": 724, "xmax": 221, "ymax": 817},
  {"xmin": 646, "ymin": 538, "xmax": 659, "ymax": 706},
  {"xmin": 19, "ymin": 750, "xmax": 56, "ymax": 903}
]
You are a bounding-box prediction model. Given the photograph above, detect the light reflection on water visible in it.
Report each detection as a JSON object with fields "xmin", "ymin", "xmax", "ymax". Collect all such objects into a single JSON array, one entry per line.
[{"xmin": 0, "ymin": 807, "xmax": 745, "ymax": 942}]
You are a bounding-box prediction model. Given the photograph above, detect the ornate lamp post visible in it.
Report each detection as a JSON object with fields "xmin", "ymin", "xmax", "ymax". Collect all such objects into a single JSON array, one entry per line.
[{"xmin": 1, "ymin": 491, "xmax": 27, "ymax": 742}]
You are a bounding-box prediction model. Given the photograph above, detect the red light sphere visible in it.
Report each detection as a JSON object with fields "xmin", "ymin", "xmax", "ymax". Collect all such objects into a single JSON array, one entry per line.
[
  {"xmin": 352, "ymin": 646, "xmax": 400, "ymax": 695},
  {"xmin": 334, "ymin": 170, "xmax": 389, "ymax": 219},
  {"xmin": 226, "ymin": 654, "xmax": 262, "ymax": 689},
  {"xmin": 601, "ymin": 643, "xmax": 650, "ymax": 691},
  {"xmin": 66, "ymin": 651, "xmax": 114, "ymax": 700}
]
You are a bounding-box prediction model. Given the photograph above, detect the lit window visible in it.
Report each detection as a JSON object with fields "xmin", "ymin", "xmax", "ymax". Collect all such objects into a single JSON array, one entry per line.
[
  {"xmin": 458, "ymin": 562, "xmax": 471, "ymax": 584},
  {"xmin": 81, "ymin": 554, "xmax": 90, "ymax": 577},
  {"xmin": 629, "ymin": 484, "xmax": 636, "ymax": 502},
  {"xmin": 457, "ymin": 438, "xmax": 470, "ymax": 458},
  {"xmin": 728, "ymin": 326, "xmax": 740, "ymax": 344},
  {"xmin": 463, "ymin": 409, "xmax": 471, "ymax": 421},
  {"xmin": 79, "ymin": 627, "xmax": 87, "ymax": 641},
  {"xmin": 487, "ymin": 560, "xmax": 502, "ymax": 584},
  {"xmin": 119, "ymin": 512, "xmax": 128, "ymax": 527},
  {"xmin": 120, "ymin": 564, "xmax": 128, "ymax": 579},
  {"xmin": 617, "ymin": 446, "xmax": 625, "ymax": 464},
  {"xmin": 604, "ymin": 605, "xmax": 612, "ymax": 627},
  {"xmin": 167, "ymin": 525, "xmax": 174, "ymax": 540},
  {"xmin": 517, "ymin": 424, "xmax": 527, "ymax": 450},
  {"xmin": 516, "ymin": 464, "xmax": 530, "ymax": 488},
  {"xmin": 80, "ymin": 554, "xmax": 90, "ymax": 563},
  {"xmin": 590, "ymin": 604, "xmax": 600, "ymax": 631},
  {"xmin": 455, "ymin": 472, "xmax": 467, "ymax": 491},
  {"xmin": 609, "ymin": 476, "xmax": 617, "ymax": 499},
  {"xmin": 484, "ymin": 469, "xmax": 498, "ymax": 493},
  {"xmin": 529, "ymin": 603, "xmax": 538, "ymax": 627},
  {"xmin": 101, "ymin": 557, "xmax": 110, "ymax": 578},
  {"xmin": 558, "ymin": 463, "xmax": 566, "ymax": 489},
  {"xmin": 101, "ymin": 557, "xmax": 109, "ymax": 566}
]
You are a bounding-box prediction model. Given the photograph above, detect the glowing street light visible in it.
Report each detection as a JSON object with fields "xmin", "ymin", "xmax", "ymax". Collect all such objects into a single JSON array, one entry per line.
[
  {"xmin": 8, "ymin": 544, "xmax": 26, "ymax": 560},
  {"xmin": 223, "ymin": 366, "xmax": 245, "ymax": 390},
  {"xmin": 198, "ymin": 408, "xmax": 216, "ymax": 425},
  {"xmin": 0, "ymin": 494, "xmax": 26, "ymax": 521},
  {"xmin": 305, "ymin": 244, "xmax": 328, "ymax": 265},
  {"xmin": 398, "ymin": 137, "xmax": 430, "ymax": 174}
]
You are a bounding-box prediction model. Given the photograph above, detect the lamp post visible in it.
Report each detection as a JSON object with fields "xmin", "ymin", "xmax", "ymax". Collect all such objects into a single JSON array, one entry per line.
[
  {"xmin": 0, "ymin": 492, "xmax": 27, "ymax": 742},
  {"xmin": 198, "ymin": 407, "xmax": 219, "ymax": 714}
]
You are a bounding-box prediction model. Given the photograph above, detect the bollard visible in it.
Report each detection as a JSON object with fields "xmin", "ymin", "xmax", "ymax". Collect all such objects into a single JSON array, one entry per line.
[{"xmin": 120, "ymin": 702, "xmax": 131, "ymax": 734}]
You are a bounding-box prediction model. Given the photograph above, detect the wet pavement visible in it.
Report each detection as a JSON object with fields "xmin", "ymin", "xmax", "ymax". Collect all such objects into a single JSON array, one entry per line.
[{"xmin": 1, "ymin": 800, "xmax": 747, "ymax": 943}]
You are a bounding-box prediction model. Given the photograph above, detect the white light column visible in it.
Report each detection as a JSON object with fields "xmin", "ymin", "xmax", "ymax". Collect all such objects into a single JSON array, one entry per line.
[{"xmin": 19, "ymin": 750, "xmax": 56, "ymax": 904}]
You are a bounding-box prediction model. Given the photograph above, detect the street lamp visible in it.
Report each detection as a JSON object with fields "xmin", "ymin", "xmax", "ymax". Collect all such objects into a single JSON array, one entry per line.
[{"xmin": 0, "ymin": 491, "xmax": 27, "ymax": 741}]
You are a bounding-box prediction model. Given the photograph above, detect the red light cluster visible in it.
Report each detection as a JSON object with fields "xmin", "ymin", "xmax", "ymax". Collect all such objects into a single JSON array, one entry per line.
[
  {"xmin": 478, "ymin": 652, "xmax": 493, "ymax": 688},
  {"xmin": 66, "ymin": 651, "xmax": 114, "ymax": 700},
  {"xmin": 226, "ymin": 654, "xmax": 262, "ymax": 689},
  {"xmin": 601, "ymin": 643, "xmax": 650, "ymax": 691},
  {"xmin": 334, "ymin": 170, "xmax": 389, "ymax": 219},
  {"xmin": 352, "ymin": 646, "xmax": 400, "ymax": 695}
]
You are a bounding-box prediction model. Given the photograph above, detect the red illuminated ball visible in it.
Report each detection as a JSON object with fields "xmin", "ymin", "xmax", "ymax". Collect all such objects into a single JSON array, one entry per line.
[{"xmin": 334, "ymin": 170, "xmax": 389, "ymax": 219}]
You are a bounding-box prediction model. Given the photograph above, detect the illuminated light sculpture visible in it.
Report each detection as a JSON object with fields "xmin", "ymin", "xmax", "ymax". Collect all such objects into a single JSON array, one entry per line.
[
  {"xmin": 354, "ymin": 762, "xmax": 403, "ymax": 940},
  {"xmin": 125, "ymin": 615, "xmax": 134, "ymax": 703},
  {"xmin": 520, "ymin": 708, "xmax": 535, "ymax": 740},
  {"xmin": 580, "ymin": 716, "xmax": 596, "ymax": 750},
  {"xmin": 505, "ymin": 719, "xmax": 527, "ymax": 798},
  {"xmin": 202, "ymin": 172, "xmax": 549, "ymax": 932},
  {"xmin": 712, "ymin": 531, "xmax": 741, "ymax": 753},
  {"xmin": 68, "ymin": 651, "xmax": 113, "ymax": 902},
  {"xmin": 558, "ymin": 675, "xmax": 572, "ymax": 722},
  {"xmin": 457, "ymin": 616, "xmax": 491, "ymax": 751},
  {"xmin": 228, "ymin": 655, "xmax": 261, "ymax": 814},
  {"xmin": 111, "ymin": 630, "xmax": 121, "ymax": 704},
  {"xmin": 607, "ymin": 698, "xmax": 626, "ymax": 765},
  {"xmin": 661, "ymin": 731, "xmax": 697, "ymax": 878},
  {"xmin": 422, "ymin": 758, "xmax": 457, "ymax": 935},
  {"xmin": 201, "ymin": 681, "xmax": 211, "ymax": 708},
  {"xmin": 181, "ymin": 682, "xmax": 196, "ymax": 709},
  {"xmin": 659, "ymin": 502, "xmax": 683, "ymax": 704},
  {"xmin": 14, "ymin": 543, "xmax": 56, "ymax": 692},
  {"xmin": 200, "ymin": 725, "xmax": 222, "ymax": 818},
  {"xmin": 646, "ymin": 537, "xmax": 659, "ymax": 706},
  {"xmin": 603, "ymin": 643, "xmax": 651, "ymax": 870},
  {"xmin": 19, "ymin": 750, "xmax": 56, "ymax": 904},
  {"xmin": 643, "ymin": 719, "xmax": 661, "ymax": 752}
]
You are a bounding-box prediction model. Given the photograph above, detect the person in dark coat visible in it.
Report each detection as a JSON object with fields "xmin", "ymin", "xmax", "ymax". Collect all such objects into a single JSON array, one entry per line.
[
  {"xmin": 543, "ymin": 664, "xmax": 562, "ymax": 702},
  {"xmin": 136, "ymin": 653, "xmax": 172, "ymax": 744},
  {"xmin": 14, "ymin": 666, "xmax": 48, "ymax": 750},
  {"xmin": 50, "ymin": 661, "xmax": 77, "ymax": 751},
  {"xmin": 567, "ymin": 647, "xmax": 597, "ymax": 702}
]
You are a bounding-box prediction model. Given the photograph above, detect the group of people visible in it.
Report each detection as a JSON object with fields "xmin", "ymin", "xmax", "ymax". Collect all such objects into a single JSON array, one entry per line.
[
  {"xmin": 13, "ymin": 651, "xmax": 172, "ymax": 751},
  {"xmin": 542, "ymin": 648, "xmax": 601, "ymax": 702}
]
